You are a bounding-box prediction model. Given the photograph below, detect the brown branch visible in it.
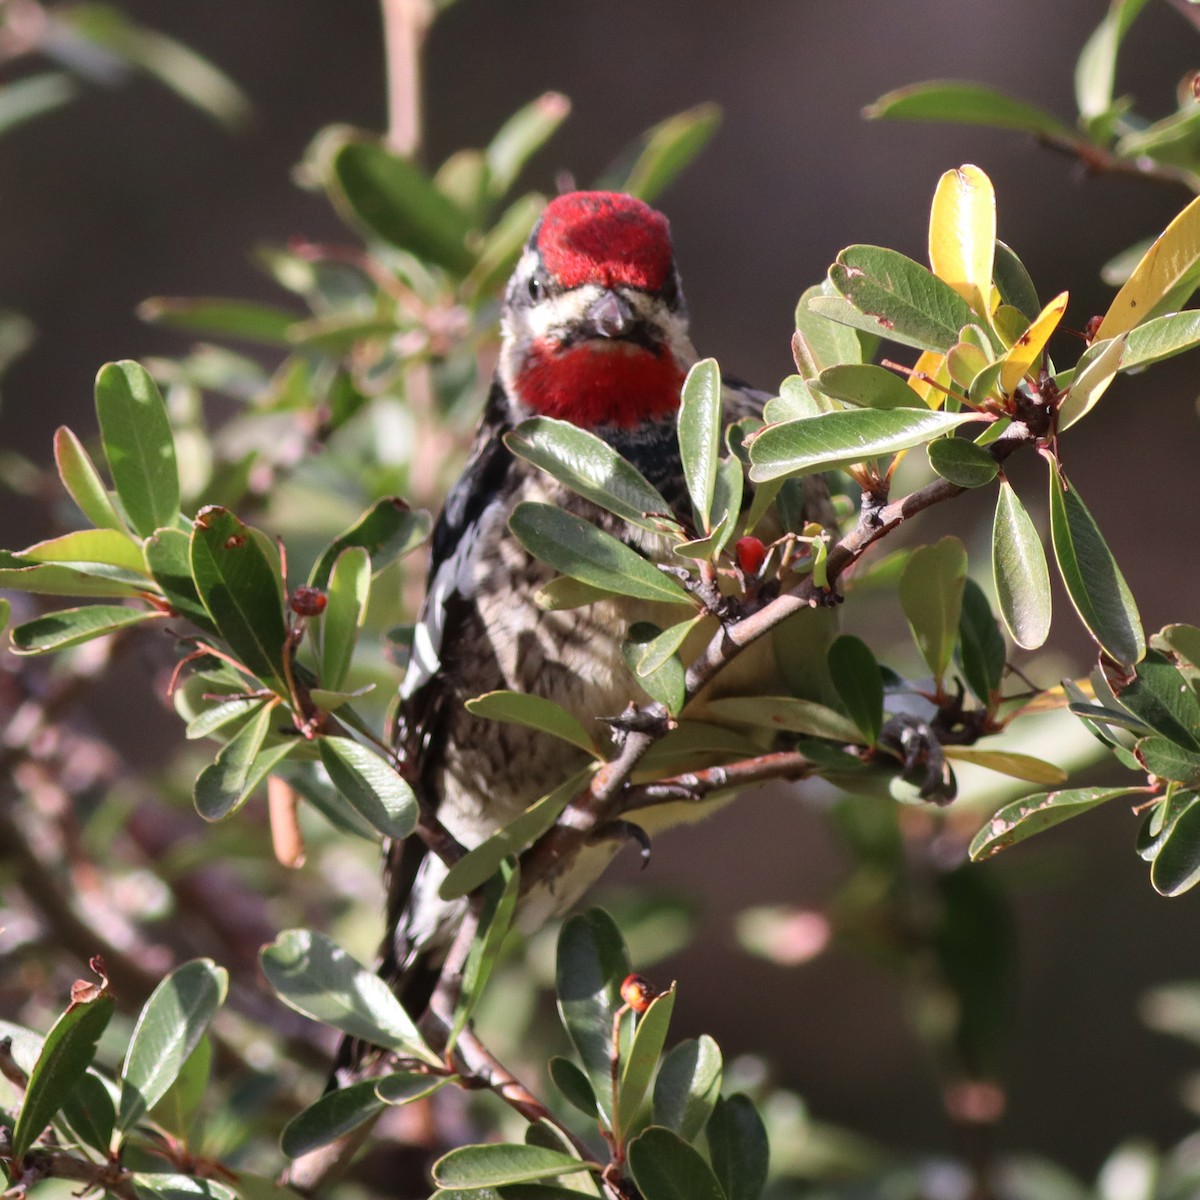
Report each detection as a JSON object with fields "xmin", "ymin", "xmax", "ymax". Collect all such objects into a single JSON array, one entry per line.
[
  {"xmin": 0, "ymin": 1038, "xmax": 28, "ymax": 1090},
  {"xmin": 1035, "ymin": 129, "xmax": 1200, "ymax": 195},
  {"xmin": 0, "ymin": 1139, "xmax": 137, "ymax": 1200},
  {"xmin": 621, "ymin": 750, "xmax": 818, "ymax": 813}
]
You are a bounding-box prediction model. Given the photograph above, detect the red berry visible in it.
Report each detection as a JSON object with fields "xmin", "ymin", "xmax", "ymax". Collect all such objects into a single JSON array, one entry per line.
[
  {"xmin": 735, "ymin": 536, "xmax": 767, "ymax": 577},
  {"xmin": 620, "ymin": 973, "xmax": 657, "ymax": 1014},
  {"xmin": 1084, "ymin": 315, "xmax": 1104, "ymax": 344},
  {"xmin": 289, "ymin": 586, "xmax": 327, "ymax": 617}
]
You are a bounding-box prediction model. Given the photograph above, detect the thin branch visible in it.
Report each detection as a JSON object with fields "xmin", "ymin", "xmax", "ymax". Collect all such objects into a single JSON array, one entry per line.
[
  {"xmin": 620, "ymin": 750, "xmax": 817, "ymax": 812},
  {"xmin": 0, "ymin": 1139, "xmax": 137, "ymax": 1200},
  {"xmin": 379, "ymin": 0, "xmax": 434, "ymax": 157},
  {"xmin": 1035, "ymin": 129, "xmax": 1200, "ymax": 195}
]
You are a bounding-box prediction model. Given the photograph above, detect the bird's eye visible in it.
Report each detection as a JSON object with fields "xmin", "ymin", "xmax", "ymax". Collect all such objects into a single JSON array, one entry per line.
[{"xmin": 527, "ymin": 276, "xmax": 543, "ymax": 302}]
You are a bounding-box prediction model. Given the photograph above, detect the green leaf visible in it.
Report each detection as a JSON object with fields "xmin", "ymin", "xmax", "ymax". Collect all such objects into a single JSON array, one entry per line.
[
  {"xmin": 899, "ymin": 537, "xmax": 968, "ymax": 687},
  {"xmin": 957, "ymin": 578, "xmax": 1006, "ymax": 704},
  {"xmin": 827, "ymin": 244, "xmax": 976, "ymax": 352},
  {"xmin": 1118, "ymin": 311, "xmax": 1200, "ymax": 371},
  {"xmin": 617, "ymin": 986, "xmax": 677, "ymax": 1141},
  {"xmin": 535, "ymin": 576, "xmax": 616, "ymax": 611},
  {"xmin": 53, "ymin": 426, "xmax": 124, "ymax": 532},
  {"xmin": 549, "ymin": 1056, "xmax": 599, "ymax": 1120},
  {"xmin": 556, "ymin": 909, "xmax": 630, "ymax": 1126},
  {"xmin": 440, "ymin": 770, "xmax": 591, "ymax": 900},
  {"xmin": 827, "ymin": 635, "xmax": 884, "ymax": 745},
  {"xmin": 1075, "ymin": 0, "xmax": 1153, "ymax": 122},
  {"xmin": 280, "ymin": 1079, "xmax": 386, "ymax": 1159},
  {"xmin": 969, "ymin": 787, "xmax": 1140, "ymax": 860},
  {"xmin": 194, "ymin": 704, "xmax": 288, "ymax": 821},
  {"xmin": 794, "ymin": 283, "xmax": 867, "ymax": 377},
  {"xmin": 465, "ymin": 194, "xmax": 545, "ymax": 295},
  {"xmin": 117, "ymin": 960, "xmax": 228, "ymax": 1134},
  {"xmin": 20, "ymin": 528, "xmax": 147, "ymax": 576},
  {"xmin": 1152, "ymin": 793, "xmax": 1200, "ymax": 896},
  {"xmin": 864, "ymin": 81, "xmax": 1077, "ymax": 141},
  {"xmin": 505, "ymin": 418, "xmax": 677, "ymax": 535},
  {"xmin": 185, "ymin": 695, "xmax": 264, "ymax": 741},
  {"xmin": 679, "ymin": 359, "xmax": 722, "ymax": 532},
  {"xmin": 1161, "ymin": 623, "xmax": 1200, "ymax": 669},
  {"xmin": 509, "ymin": 502, "xmax": 690, "ymax": 604},
  {"xmin": 0, "ymin": 562, "xmax": 142, "ymax": 598},
  {"xmin": 328, "ymin": 137, "xmax": 475, "ymax": 274},
  {"xmin": 448, "ymin": 862, "xmax": 520, "ymax": 1051},
  {"xmin": 190, "ymin": 506, "xmax": 289, "ymax": 686},
  {"xmin": 993, "ymin": 241, "xmax": 1041, "ymax": 321},
  {"xmin": 636, "ymin": 615, "xmax": 703, "ymax": 678},
  {"xmin": 375, "ymin": 1073, "xmax": 453, "ymax": 1105},
  {"xmin": 623, "ymin": 623, "xmax": 686, "ymax": 715},
  {"xmin": 707, "ymin": 1094, "xmax": 769, "ymax": 1200},
  {"xmin": 11, "ymin": 989, "xmax": 114, "ymax": 1162},
  {"xmin": 941, "ymin": 748, "xmax": 1067, "ymax": 785},
  {"xmin": 11, "ymin": 604, "xmax": 158, "ymax": 654},
  {"xmin": 612, "ymin": 103, "xmax": 721, "ymax": 204},
  {"xmin": 1137, "ymin": 737, "xmax": 1200, "ymax": 787},
  {"xmin": 320, "ymin": 547, "xmax": 370, "ymax": 692},
  {"xmin": 652, "ymin": 1035, "xmax": 723, "ymax": 1140},
  {"xmin": 816, "ymin": 363, "xmax": 925, "ymax": 410},
  {"xmin": 627, "ymin": 1126, "xmax": 726, "ymax": 1200},
  {"xmin": 1049, "ymin": 471, "xmax": 1144, "ymax": 668},
  {"xmin": 57, "ymin": 1071, "xmax": 116, "ymax": 1155},
  {"xmin": 927, "ymin": 437, "xmax": 998, "ymax": 487},
  {"xmin": 465, "ymin": 691, "xmax": 598, "ymax": 756},
  {"xmin": 150, "ymin": 1035, "xmax": 210, "ymax": 1141},
  {"xmin": 318, "ymin": 736, "xmax": 418, "ymax": 840},
  {"xmin": 94, "ymin": 361, "xmax": 181, "ymax": 538},
  {"xmin": 748, "ymin": 407, "xmax": 978, "ymax": 482},
  {"xmin": 138, "ymin": 298, "xmax": 297, "ymax": 346},
  {"xmin": 0, "ymin": 72, "xmax": 76, "ymax": 135},
  {"xmin": 1115, "ymin": 651, "xmax": 1200, "ymax": 751},
  {"xmin": 131, "ymin": 1175, "xmax": 236, "ymax": 1200},
  {"xmin": 485, "ymin": 91, "xmax": 571, "ymax": 200},
  {"xmin": 145, "ymin": 527, "xmax": 218, "ymax": 633},
  {"xmin": 992, "ymin": 481, "xmax": 1051, "ymax": 650},
  {"xmin": 1057, "ymin": 333, "xmax": 1128, "ymax": 430},
  {"xmin": 703, "ymin": 695, "xmax": 861, "ymax": 743},
  {"xmin": 260, "ymin": 929, "xmax": 438, "ymax": 1066},
  {"xmin": 433, "ymin": 1144, "xmax": 595, "ymax": 1189},
  {"xmin": 309, "ymin": 498, "xmax": 431, "ymax": 588}
]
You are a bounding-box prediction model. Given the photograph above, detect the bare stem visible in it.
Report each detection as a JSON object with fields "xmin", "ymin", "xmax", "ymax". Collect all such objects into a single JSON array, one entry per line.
[{"xmin": 379, "ymin": 0, "xmax": 434, "ymax": 156}]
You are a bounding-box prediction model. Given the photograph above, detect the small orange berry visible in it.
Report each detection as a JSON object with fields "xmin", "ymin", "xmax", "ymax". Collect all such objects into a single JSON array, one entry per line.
[
  {"xmin": 290, "ymin": 586, "xmax": 327, "ymax": 617},
  {"xmin": 620, "ymin": 973, "xmax": 657, "ymax": 1013}
]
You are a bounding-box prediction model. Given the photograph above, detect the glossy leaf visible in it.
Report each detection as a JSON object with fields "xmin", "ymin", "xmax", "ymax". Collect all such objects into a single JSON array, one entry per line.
[
  {"xmin": 11, "ymin": 989, "xmax": 114, "ymax": 1162},
  {"xmin": 1137, "ymin": 737, "xmax": 1200, "ymax": 787},
  {"xmin": 636, "ymin": 615, "xmax": 703, "ymax": 678},
  {"xmin": 53, "ymin": 426, "xmax": 124, "ymax": 532},
  {"xmin": 652, "ymin": 1035, "xmax": 723, "ymax": 1140},
  {"xmin": 992, "ymin": 482, "xmax": 1051, "ymax": 649},
  {"xmin": 130, "ymin": 1176, "xmax": 235, "ymax": 1200},
  {"xmin": 150, "ymin": 1035, "xmax": 210, "ymax": 1141},
  {"xmin": 1161, "ymin": 623, "xmax": 1200, "ymax": 669},
  {"xmin": 627, "ymin": 1126, "xmax": 725, "ymax": 1200},
  {"xmin": 320, "ymin": 547, "xmax": 370, "ymax": 692},
  {"xmin": 998, "ymin": 291, "xmax": 1067, "ymax": 396},
  {"xmin": 20, "ymin": 528, "xmax": 147, "ymax": 576},
  {"xmin": 828, "ymin": 635, "xmax": 883, "ymax": 745},
  {"xmin": 1096, "ymin": 192, "xmax": 1200, "ymax": 340},
  {"xmin": 11, "ymin": 604, "xmax": 159, "ymax": 654},
  {"xmin": 1075, "ymin": 0, "xmax": 1154, "ymax": 122},
  {"xmin": 748, "ymin": 407, "xmax": 978, "ymax": 482},
  {"xmin": 144, "ymin": 527, "xmax": 216, "ymax": 632},
  {"xmin": 703, "ymin": 695, "xmax": 861, "ymax": 744},
  {"xmin": 969, "ymin": 786, "xmax": 1140, "ymax": 860},
  {"xmin": 899, "ymin": 537, "xmax": 968, "ymax": 686},
  {"xmin": 928, "ymin": 165, "xmax": 995, "ymax": 316},
  {"xmin": 707, "ymin": 1094, "xmax": 770, "ymax": 1200},
  {"xmin": 280, "ymin": 1078, "xmax": 386, "ymax": 1159},
  {"xmin": 139, "ymin": 297, "xmax": 297, "ymax": 346},
  {"xmin": 0, "ymin": 561, "xmax": 142, "ymax": 598},
  {"xmin": 1057, "ymin": 333, "xmax": 1128, "ymax": 430},
  {"xmin": 1049, "ymin": 471, "xmax": 1144, "ymax": 667},
  {"xmin": 826, "ymin": 244, "xmax": 975, "ymax": 352},
  {"xmin": 550, "ymin": 1056, "xmax": 599, "ymax": 1120},
  {"xmin": 194, "ymin": 705, "xmax": 289, "ymax": 821},
  {"xmin": 94, "ymin": 361, "xmax": 180, "ymax": 538},
  {"xmin": 309, "ymin": 498, "xmax": 430, "ymax": 588},
  {"xmin": 1115, "ymin": 651, "xmax": 1200, "ymax": 751},
  {"xmin": 185, "ymin": 695, "xmax": 264, "ymax": 741},
  {"xmin": 328, "ymin": 137, "xmax": 475, "ymax": 274},
  {"xmin": 190, "ymin": 506, "xmax": 289, "ymax": 686},
  {"xmin": 993, "ymin": 241, "xmax": 1040, "ymax": 321},
  {"xmin": 927, "ymin": 437, "xmax": 998, "ymax": 488},
  {"xmin": 942, "ymin": 748, "xmax": 1067, "ymax": 784},
  {"xmin": 509, "ymin": 502, "xmax": 690, "ymax": 604},
  {"xmin": 617, "ymin": 987, "xmax": 677, "ymax": 1140},
  {"xmin": 506, "ymin": 418, "xmax": 677, "ymax": 535},
  {"xmin": 679, "ymin": 358, "xmax": 723, "ymax": 531},
  {"xmin": 485, "ymin": 91, "xmax": 570, "ymax": 200},
  {"xmin": 816, "ymin": 364, "xmax": 924, "ymax": 410},
  {"xmin": 616, "ymin": 103, "xmax": 721, "ymax": 204},
  {"xmin": 260, "ymin": 929, "xmax": 438, "ymax": 1065},
  {"xmin": 1152, "ymin": 793, "xmax": 1200, "ymax": 896},
  {"xmin": 318, "ymin": 736, "xmax": 418, "ymax": 840},
  {"xmin": 534, "ymin": 576, "xmax": 615, "ymax": 611},
  {"xmin": 117, "ymin": 960, "xmax": 228, "ymax": 1133},
  {"xmin": 465, "ymin": 690, "xmax": 598, "ymax": 756},
  {"xmin": 864, "ymin": 81, "xmax": 1077, "ymax": 141},
  {"xmin": 556, "ymin": 909, "xmax": 630, "ymax": 1125},
  {"xmin": 1120, "ymin": 311, "xmax": 1200, "ymax": 370},
  {"xmin": 957, "ymin": 578, "xmax": 1006, "ymax": 704},
  {"xmin": 794, "ymin": 282, "xmax": 865, "ymax": 376},
  {"xmin": 57, "ymin": 1071, "xmax": 116, "ymax": 1155},
  {"xmin": 434, "ymin": 1144, "xmax": 593, "ymax": 1189}
]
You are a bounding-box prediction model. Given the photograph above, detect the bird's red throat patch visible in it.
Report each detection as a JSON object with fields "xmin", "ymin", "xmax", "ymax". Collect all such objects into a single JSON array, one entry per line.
[{"xmin": 517, "ymin": 340, "xmax": 684, "ymax": 428}]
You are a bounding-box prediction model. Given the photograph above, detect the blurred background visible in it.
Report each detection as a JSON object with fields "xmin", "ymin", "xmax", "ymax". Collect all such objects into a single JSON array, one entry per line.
[{"xmin": 3, "ymin": 0, "xmax": 1200, "ymax": 1179}]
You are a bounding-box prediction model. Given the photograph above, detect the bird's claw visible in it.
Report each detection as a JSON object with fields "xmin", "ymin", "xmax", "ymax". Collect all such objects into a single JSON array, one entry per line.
[
  {"xmin": 592, "ymin": 818, "xmax": 652, "ymax": 867},
  {"xmin": 878, "ymin": 714, "xmax": 957, "ymax": 805}
]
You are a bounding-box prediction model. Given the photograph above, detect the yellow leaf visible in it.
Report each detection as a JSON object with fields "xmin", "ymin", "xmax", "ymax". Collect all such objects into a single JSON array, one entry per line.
[
  {"xmin": 907, "ymin": 349, "xmax": 948, "ymax": 409},
  {"xmin": 942, "ymin": 746, "xmax": 1068, "ymax": 785},
  {"xmin": 929, "ymin": 165, "xmax": 996, "ymax": 316},
  {"xmin": 1057, "ymin": 332, "xmax": 1128, "ymax": 430},
  {"xmin": 998, "ymin": 290, "xmax": 1068, "ymax": 395},
  {"xmin": 1096, "ymin": 192, "xmax": 1200, "ymax": 339}
]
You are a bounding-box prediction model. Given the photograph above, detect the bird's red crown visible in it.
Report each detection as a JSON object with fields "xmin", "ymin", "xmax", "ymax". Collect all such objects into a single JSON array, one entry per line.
[{"xmin": 536, "ymin": 192, "xmax": 674, "ymax": 291}]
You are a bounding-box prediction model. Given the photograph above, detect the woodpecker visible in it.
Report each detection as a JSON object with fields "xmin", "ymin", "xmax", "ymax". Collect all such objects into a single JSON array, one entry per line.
[{"xmin": 378, "ymin": 192, "xmax": 807, "ymax": 1015}]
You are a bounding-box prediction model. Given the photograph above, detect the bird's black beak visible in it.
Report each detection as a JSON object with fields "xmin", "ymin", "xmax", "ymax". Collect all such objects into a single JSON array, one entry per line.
[{"xmin": 584, "ymin": 291, "xmax": 637, "ymax": 339}]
